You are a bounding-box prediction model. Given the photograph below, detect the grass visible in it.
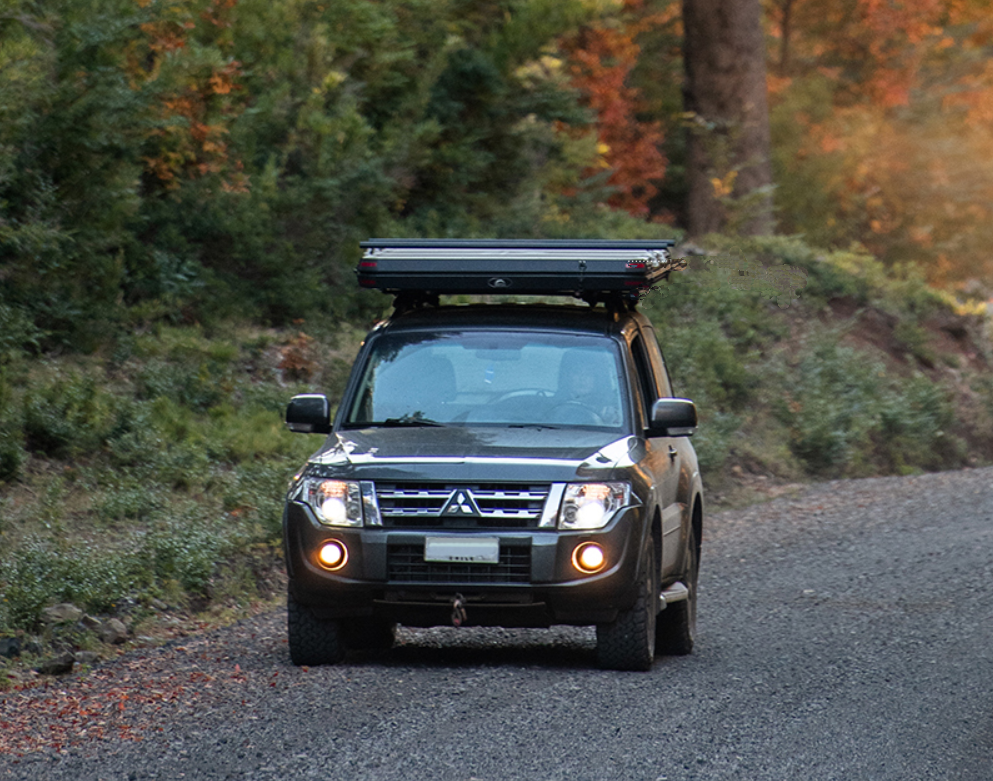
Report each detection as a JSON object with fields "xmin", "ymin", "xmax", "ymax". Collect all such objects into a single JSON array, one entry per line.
[{"xmin": 0, "ymin": 323, "xmax": 356, "ymax": 656}]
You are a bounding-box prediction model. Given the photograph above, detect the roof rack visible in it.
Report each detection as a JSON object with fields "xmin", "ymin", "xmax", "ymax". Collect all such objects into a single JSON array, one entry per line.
[{"xmin": 356, "ymin": 239, "xmax": 679, "ymax": 308}]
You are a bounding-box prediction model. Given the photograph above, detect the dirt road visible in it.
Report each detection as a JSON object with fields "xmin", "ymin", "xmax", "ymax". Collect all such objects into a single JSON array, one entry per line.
[{"xmin": 2, "ymin": 468, "xmax": 992, "ymax": 780}]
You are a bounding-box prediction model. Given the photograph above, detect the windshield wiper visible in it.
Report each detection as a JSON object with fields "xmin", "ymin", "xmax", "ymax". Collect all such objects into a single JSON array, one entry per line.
[{"xmin": 377, "ymin": 416, "xmax": 447, "ymax": 428}]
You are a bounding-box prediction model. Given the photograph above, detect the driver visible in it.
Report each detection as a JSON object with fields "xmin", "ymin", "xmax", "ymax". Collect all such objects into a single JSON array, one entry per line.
[{"xmin": 549, "ymin": 350, "xmax": 620, "ymax": 425}]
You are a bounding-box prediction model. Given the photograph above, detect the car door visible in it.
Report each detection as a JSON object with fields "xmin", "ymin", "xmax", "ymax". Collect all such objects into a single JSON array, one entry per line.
[
  {"xmin": 631, "ymin": 324, "xmax": 685, "ymax": 576},
  {"xmin": 627, "ymin": 327, "xmax": 681, "ymax": 575}
]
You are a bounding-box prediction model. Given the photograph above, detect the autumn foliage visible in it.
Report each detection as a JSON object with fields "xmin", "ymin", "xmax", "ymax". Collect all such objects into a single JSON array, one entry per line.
[
  {"xmin": 560, "ymin": 1, "xmax": 674, "ymax": 218},
  {"xmin": 767, "ymin": 0, "xmax": 993, "ymax": 285},
  {"xmin": 134, "ymin": 0, "xmax": 248, "ymax": 191}
]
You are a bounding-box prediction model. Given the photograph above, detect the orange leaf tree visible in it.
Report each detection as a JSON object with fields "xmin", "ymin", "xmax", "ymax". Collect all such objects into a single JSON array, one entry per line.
[
  {"xmin": 767, "ymin": 0, "xmax": 993, "ymax": 285},
  {"xmin": 560, "ymin": 0, "xmax": 670, "ymax": 218}
]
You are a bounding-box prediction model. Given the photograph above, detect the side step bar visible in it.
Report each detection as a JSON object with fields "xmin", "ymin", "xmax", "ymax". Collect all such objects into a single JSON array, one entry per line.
[{"xmin": 658, "ymin": 581, "xmax": 688, "ymax": 611}]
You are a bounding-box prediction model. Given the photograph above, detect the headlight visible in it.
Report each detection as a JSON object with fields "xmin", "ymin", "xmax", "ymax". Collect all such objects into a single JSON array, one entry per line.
[
  {"xmin": 557, "ymin": 482, "xmax": 630, "ymax": 530},
  {"xmin": 304, "ymin": 479, "xmax": 363, "ymax": 527}
]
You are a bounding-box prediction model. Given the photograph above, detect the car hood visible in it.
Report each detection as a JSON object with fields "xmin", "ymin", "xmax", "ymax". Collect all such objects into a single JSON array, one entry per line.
[{"xmin": 306, "ymin": 426, "xmax": 646, "ymax": 482}]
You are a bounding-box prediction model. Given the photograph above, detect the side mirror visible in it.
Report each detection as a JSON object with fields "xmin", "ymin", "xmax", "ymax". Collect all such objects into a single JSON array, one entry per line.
[
  {"xmin": 649, "ymin": 398, "xmax": 697, "ymax": 437},
  {"xmin": 286, "ymin": 394, "xmax": 332, "ymax": 435}
]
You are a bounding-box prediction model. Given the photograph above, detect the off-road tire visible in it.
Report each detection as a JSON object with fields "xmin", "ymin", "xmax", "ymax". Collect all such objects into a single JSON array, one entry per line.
[
  {"xmin": 287, "ymin": 590, "xmax": 346, "ymax": 666},
  {"xmin": 596, "ymin": 543, "xmax": 656, "ymax": 671},
  {"xmin": 656, "ymin": 521, "xmax": 698, "ymax": 655}
]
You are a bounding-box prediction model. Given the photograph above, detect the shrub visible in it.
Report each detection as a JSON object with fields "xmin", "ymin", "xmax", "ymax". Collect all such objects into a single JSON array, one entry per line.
[
  {"xmin": 691, "ymin": 410, "xmax": 741, "ymax": 474},
  {"xmin": 22, "ymin": 371, "xmax": 116, "ymax": 458},
  {"xmin": 0, "ymin": 534, "xmax": 145, "ymax": 630},
  {"xmin": 221, "ymin": 459, "xmax": 297, "ymax": 543},
  {"xmin": 135, "ymin": 358, "xmax": 227, "ymax": 412},
  {"xmin": 205, "ymin": 406, "xmax": 307, "ymax": 464},
  {"xmin": 140, "ymin": 509, "xmax": 233, "ymax": 597},
  {"xmin": 0, "ymin": 375, "xmax": 24, "ymax": 483},
  {"xmin": 773, "ymin": 333, "xmax": 958, "ymax": 475}
]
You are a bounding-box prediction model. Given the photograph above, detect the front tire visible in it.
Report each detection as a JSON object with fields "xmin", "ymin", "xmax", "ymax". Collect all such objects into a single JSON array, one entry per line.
[
  {"xmin": 287, "ymin": 590, "xmax": 346, "ymax": 666},
  {"xmin": 596, "ymin": 542, "xmax": 656, "ymax": 671}
]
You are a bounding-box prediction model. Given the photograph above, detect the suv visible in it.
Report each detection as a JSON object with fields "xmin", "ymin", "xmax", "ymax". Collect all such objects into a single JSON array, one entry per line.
[{"xmin": 282, "ymin": 240, "xmax": 703, "ymax": 671}]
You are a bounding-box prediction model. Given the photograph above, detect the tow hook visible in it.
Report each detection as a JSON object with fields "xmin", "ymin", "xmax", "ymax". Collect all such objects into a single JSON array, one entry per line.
[{"xmin": 451, "ymin": 593, "xmax": 467, "ymax": 627}]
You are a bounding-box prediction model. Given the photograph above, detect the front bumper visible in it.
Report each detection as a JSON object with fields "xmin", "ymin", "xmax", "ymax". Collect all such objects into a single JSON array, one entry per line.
[{"xmin": 283, "ymin": 502, "xmax": 647, "ymax": 627}]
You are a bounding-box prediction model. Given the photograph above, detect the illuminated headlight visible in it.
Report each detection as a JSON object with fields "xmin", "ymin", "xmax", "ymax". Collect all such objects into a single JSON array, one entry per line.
[
  {"xmin": 557, "ymin": 482, "xmax": 630, "ymax": 530},
  {"xmin": 305, "ymin": 479, "xmax": 363, "ymax": 527}
]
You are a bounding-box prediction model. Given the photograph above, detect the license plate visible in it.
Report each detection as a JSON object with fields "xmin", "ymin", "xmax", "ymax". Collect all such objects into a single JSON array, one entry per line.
[{"xmin": 424, "ymin": 537, "xmax": 500, "ymax": 564}]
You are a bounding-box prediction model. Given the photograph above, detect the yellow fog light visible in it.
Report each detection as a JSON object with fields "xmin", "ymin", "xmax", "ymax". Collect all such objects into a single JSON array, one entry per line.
[
  {"xmin": 572, "ymin": 542, "xmax": 606, "ymax": 574},
  {"xmin": 318, "ymin": 540, "xmax": 347, "ymax": 570}
]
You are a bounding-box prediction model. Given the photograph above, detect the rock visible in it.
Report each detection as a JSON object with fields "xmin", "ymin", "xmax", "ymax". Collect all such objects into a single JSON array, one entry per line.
[
  {"xmin": 0, "ymin": 636, "xmax": 21, "ymax": 659},
  {"xmin": 149, "ymin": 598, "xmax": 169, "ymax": 612},
  {"xmin": 74, "ymin": 651, "xmax": 101, "ymax": 665},
  {"xmin": 98, "ymin": 618, "xmax": 128, "ymax": 645},
  {"xmin": 35, "ymin": 652, "xmax": 75, "ymax": 676},
  {"xmin": 21, "ymin": 638, "xmax": 43, "ymax": 656},
  {"xmin": 41, "ymin": 603, "xmax": 83, "ymax": 625},
  {"xmin": 82, "ymin": 614, "xmax": 102, "ymax": 630}
]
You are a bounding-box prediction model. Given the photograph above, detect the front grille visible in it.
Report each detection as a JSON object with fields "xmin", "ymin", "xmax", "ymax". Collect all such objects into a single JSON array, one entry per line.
[
  {"xmin": 376, "ymin": 483, "xmax": 550, "ymax": 529},
  {"xmin": 387, "ymin": 542, "xmax": 532, "ymax": 584}
]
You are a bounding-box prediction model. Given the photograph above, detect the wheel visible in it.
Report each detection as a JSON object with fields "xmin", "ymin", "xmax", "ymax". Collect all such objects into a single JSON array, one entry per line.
[
  {"xmin": 287, "ymin": 590, "xmax": 346, "ymax": 666},
  {"xmin": 596, "ymin": 542, "xmax": 656, "ymax": 671},
  {"xmin": 547, "ymin": 401, "xmax": 604, "ymax": 426},
  {"xmin": 342, "ymin": 617, "xmax": 396, "ymax": 652},
  {"xmin": 656, "ymin": 520, "xmax": 698, "ymax": 655}
]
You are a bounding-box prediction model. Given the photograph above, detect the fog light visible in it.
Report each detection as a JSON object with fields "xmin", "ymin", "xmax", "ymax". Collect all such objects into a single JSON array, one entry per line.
[
  {"xmin": 318, "ymin": 541, "xmax": 347, "ymax": 570},
  {"xmin": 572, "ymin": 542, "xmax": 606, "ymax": 574}
]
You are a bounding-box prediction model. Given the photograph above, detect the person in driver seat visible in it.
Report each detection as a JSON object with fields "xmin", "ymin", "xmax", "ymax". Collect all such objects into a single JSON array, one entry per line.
[{"xmin": 549, "ymin": 350, "xmax": 621, "ymax": 425}]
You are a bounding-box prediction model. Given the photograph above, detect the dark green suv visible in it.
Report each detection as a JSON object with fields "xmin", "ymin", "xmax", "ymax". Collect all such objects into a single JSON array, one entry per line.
[{"xmin": 282, "ymin": 241, "xmax": 702, "ymax": 671}]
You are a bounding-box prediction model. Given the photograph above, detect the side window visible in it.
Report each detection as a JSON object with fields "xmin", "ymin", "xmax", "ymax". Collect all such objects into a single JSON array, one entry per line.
[
  {"xmin": 629, "ymin": 334, "xmax": 656, "ymax": 427},
  {"xmin": 640, "ymin": 324, "xmax": 674, "ymax": 397}
]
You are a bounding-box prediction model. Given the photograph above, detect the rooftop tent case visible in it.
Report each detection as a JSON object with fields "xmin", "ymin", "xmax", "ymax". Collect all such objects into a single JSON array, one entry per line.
[{"xmin": 356, "ymin": 239, "xmax": 678, "ymax": 296}]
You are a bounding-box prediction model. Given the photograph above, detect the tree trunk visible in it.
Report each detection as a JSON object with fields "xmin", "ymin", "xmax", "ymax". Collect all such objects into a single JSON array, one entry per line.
[{"xmin": 682, "ymin": 0, "xmax": 773, "ymax": 236}]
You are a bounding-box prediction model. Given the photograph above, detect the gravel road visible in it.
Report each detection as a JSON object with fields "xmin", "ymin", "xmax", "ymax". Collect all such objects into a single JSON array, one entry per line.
[{"xmin": 2, "ymin": 467, "xmax": 992, "ymax": 780}]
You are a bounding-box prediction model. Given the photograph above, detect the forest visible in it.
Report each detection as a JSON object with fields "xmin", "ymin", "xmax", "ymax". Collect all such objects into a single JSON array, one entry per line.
[
  {"xmin": 1, "ymin": 0, "xmax": 993, "ymax": 662},
  {"xmin": 3, "ymin": 0, "xmax": 993, "ymax": 347}
]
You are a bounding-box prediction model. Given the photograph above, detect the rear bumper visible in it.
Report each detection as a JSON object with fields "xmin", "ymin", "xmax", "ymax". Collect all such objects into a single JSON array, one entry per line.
[{"xmin": 284, "ymin": 502, "xmax": 647, "ymax": 627}]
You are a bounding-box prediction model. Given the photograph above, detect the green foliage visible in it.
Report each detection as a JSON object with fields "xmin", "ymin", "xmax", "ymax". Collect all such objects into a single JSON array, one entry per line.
[
  {"xmin": 22, "ymin": 372, "xmax": 117, "ymax": 458},
  {"xmin": 141, "ymin": 509, "xmax": 233, "ymax": 597},
  {"xmin": 640, "ymin": 236, "xmax": 982, "ymax": 483},
  {"xmin": 772, "ymin": 334, "xmax": 957, "ymax": 475},
  {"xmin": 221, "ymin": 459, "xmax": 299, "ymax": 541},
  {"xmin": 0, "ymin": 0, "xmax": 151, "ymax": 350},
  {"xmin": 0, "ymin": 305, "xmax": 42, "ymax": 362},
  {"xmin": 1, "ymin": 0, "xmax": 612, "ymax": 341},
  {"xmin": 0, "ymin": 324, "xmax": 316, "ymax": 633},
  {"xmin": 0, "ymin": 374, "xmax": 24, "ymax": 483},
  {"xmin": 0, "ymin": 533, "xmax": 144, "ymax": 630}
]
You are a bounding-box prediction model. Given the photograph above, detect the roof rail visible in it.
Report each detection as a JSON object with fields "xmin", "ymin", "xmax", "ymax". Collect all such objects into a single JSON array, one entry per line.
[{"xmin": 356, "ymin": 239, "xmax": 680, "ymax": 306}]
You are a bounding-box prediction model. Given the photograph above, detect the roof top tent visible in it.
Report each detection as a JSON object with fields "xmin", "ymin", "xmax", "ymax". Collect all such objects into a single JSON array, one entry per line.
[{"xmin": 356, "ymin": 238, "xmax": 681, "ymax": 310}]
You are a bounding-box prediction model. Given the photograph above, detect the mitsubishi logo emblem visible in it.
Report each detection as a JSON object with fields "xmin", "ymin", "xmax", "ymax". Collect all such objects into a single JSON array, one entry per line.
[{"xmin": 441, "ymin": 489, "xmax": 481, "ymax": 516}]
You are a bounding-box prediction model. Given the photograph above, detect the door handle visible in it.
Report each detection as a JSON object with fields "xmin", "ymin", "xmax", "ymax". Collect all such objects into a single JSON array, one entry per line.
[{"xmin": 668, "ymin": 445, "xmax": 677, "ymax": 462}]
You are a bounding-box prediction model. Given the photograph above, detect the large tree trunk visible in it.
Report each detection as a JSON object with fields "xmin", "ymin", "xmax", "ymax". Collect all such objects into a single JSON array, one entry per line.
[{"xmin": 682, "ymin": 0, "xmax": 773, "ymax": 236}]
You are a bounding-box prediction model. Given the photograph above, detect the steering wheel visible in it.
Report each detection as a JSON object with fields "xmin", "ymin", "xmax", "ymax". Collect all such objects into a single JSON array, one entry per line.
[
  {"xmin": 546, "ymin": 401, "xmax": 604, "ymax": 426},
  {"xmin": 494, "ymin": 388, "xmax": 554, "ymax": 402}
]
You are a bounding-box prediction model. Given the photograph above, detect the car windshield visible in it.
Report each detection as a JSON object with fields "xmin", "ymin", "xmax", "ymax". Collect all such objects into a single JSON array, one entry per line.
[{"xmin": 343, "ymin": 330, "xmax": 627, "ymax": 431}]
